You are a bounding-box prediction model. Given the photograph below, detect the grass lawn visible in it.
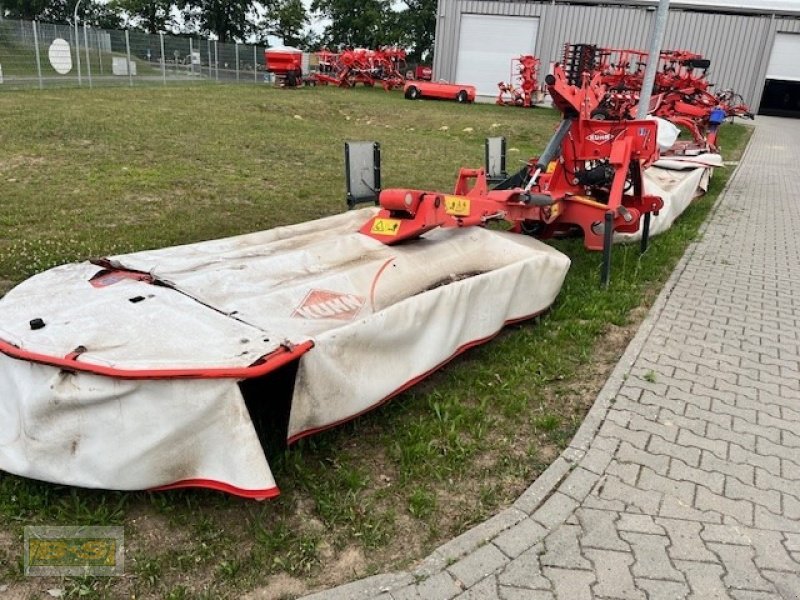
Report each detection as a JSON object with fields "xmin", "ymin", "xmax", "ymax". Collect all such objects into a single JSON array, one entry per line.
[{"xmin": 0, "ymin": 84, "xmax": 751, "ymax": 599}]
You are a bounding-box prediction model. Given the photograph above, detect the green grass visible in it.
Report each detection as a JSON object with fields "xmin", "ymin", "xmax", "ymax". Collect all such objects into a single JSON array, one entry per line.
[{"xmin": 0, "ymin": 84, "xmax": 751, "ymax": 599}]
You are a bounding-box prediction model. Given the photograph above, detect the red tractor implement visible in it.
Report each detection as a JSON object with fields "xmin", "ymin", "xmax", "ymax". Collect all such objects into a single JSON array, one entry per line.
[
  {"xmin": 311, "ymin": 47, "xmax": 407, "ymax": 90},
  {"xmin": 363, "ymin": 64, "xmax": 663, "ymax": 284},
  {"xmin": 563, "ymin": 43, "xmax": 754, "ymax": 152},
  {"xmin": 497, "ymin": 55, "xmax": 542, "ymax": 107},
  {"xmin": 264, "ymin": 47, "xmax": 303, "ymax": 87}
]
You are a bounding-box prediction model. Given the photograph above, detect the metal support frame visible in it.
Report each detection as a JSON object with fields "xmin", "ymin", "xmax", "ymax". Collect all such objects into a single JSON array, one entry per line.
[{"xmin": 345, "ymin": 141, "xmax": 382, "ymax": 209}]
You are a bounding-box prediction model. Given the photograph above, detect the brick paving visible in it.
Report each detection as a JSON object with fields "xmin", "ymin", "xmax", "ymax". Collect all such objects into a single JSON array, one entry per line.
[{"xmin": 304, "ymin": 116, "xmax": 800, "ymax": 600}]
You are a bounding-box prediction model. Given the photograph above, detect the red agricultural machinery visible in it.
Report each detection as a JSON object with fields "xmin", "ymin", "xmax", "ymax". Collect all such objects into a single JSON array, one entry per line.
[
  {"xmin": 497, "ymin": 55, "xmax": 542, "ymax": 107},
  {"xmin": 264, "ymin": 46, "xmax": 304, "ymax": 87},
  {"xmin": 265, "ymin": 46, "xmax": 408, "ymax": 90},
  {"xmin": 364, "ymin": 62, "xmax": 663, "ymax": 284},
  {"xmin": 312, "ymin": 47, "xmax": 407, "ymax": 90},
  {"xmin": 561, "ymin": 43, "xmax": 753, "ymax": 152}
]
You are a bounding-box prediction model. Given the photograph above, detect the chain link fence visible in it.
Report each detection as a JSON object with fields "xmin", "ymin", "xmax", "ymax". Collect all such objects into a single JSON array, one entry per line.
[{"xmin": 0, "ymin": 18, "xmax": 271, "ymax": 90}]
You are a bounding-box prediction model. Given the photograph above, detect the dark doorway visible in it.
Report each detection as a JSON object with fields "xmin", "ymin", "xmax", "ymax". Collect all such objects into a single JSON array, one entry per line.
[{"xmin": 759, "ymin": 79, "xmax": 800, "ymax": 118}]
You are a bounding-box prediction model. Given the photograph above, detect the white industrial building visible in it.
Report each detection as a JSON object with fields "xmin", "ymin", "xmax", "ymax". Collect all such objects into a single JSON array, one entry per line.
[{"xmin": 431, "ymin": 0, "xmax": 800, "ymax": 116}]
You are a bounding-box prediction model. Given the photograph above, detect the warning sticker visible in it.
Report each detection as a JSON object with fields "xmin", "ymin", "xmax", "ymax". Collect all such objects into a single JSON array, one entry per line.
[
  {"xmin": 370, "ymin": 218, "xmax": 401, "ymax": 236},
  {"xmin": 444, "ymin": 195, "xmax": 470, "ymax": 217}
]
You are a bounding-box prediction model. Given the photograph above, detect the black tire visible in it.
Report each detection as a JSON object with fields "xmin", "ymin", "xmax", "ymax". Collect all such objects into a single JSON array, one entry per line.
[
  {"xmin": 456, "ymin": 90, "xmax": 469, "ymax": 103},
  {"xmin": 405, "ymin": 85, "xmax": 420, "ymax": 100}
]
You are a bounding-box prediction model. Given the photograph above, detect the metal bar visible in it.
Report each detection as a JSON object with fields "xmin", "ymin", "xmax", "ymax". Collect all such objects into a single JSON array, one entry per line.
[
  {"xmin": 640, "ymin": 212, "xmax": 651, "ymax": 253},
  {"xmin": 254, "ymin": 45, "xmax": 258, "ymax": 83},
  {"xmin": 601, "ymin": 211, "xmax": 614, "ymax": 287},
  {"xmin": 125, "ymin": 30, "xmax": 133, "ymax": 87},
  {"xmin": 235, "ymin": 43, "xmax": 240, "ymax": 81},
  {"xmin": 32, "ymin": 20, "xmax": 43, "ymax": 90},
  {"xmin": 189, "ymin": 38, "xmax": 194, "ymax": 75},
  {"xmin": 160, "ymin": 33, "xmax": 166, "ymax": 85},
  {"xmin": 83, "ymin": 22, "xmax": 92, "ymax": 88},
  {"xmin": 207, "ymin": 39, "xmax": 212, "ymax": 78},
  {"xmin": 636, "ymin": 0, "xmax": 671, "ymax": 119},
  {"xmin": 214, "ymin": 40, "xmax": 219, "ymax": 81}
]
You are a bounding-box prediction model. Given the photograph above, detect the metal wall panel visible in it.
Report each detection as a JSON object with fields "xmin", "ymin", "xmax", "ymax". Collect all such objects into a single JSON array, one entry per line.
[{"xmin": 434, "ymin": 0, "xmax": 800, "ymax": 108}]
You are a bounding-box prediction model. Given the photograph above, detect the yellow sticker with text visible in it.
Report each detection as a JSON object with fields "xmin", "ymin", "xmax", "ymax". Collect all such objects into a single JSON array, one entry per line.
[
  {"xmin": 444, "ymin": 195, "xmax": 470, "ymax": 217},
  {"xmin": 370, "ymin": 218, "xmax": 401, "ymax": 236}
]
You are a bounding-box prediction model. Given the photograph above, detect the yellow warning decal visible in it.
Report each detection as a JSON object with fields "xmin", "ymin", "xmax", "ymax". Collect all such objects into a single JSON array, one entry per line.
[
  {"xmin": 444, "ymin": 195, "xmax": 471, "ymax": 217},
  {"xmin": 370, "ymin": 218, "xmax": 401, "ymax": 236}
]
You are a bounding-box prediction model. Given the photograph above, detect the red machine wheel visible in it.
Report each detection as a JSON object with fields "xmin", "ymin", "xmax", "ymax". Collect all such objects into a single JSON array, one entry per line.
[
  {"xmin": 405, "ymin": 85, "xmax": 420, "ymax": 100},
  {"xmin": 456, "ymin": 90, "xmax": 469, "ymax": 103}
]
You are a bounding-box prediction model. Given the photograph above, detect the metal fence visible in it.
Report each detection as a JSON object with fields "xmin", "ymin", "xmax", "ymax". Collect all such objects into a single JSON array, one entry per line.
[{"xmin": 0, "ymin": 18, "xmax": 271, "ymax": 90}]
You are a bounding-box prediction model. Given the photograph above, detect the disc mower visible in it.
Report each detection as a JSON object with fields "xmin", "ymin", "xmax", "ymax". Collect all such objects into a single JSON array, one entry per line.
[{"xmin": 363, "ymin": 61, "xmax": 663, "ymax": 285}]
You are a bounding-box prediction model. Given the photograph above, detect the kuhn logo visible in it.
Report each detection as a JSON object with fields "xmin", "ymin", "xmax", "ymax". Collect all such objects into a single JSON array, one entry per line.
[
  {"xmin": 586, "ymin": 130, "xmax": 614, "ymax": 145},
  {"xmin": 292, "ymin": 289, "xmax": 365, "ymax": 321}
]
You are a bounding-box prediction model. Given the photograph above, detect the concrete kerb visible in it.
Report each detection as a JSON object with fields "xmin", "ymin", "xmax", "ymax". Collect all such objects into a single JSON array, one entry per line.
[{"xmin": 303, "ymin": 130, "xmax": 753, "ymax": 600}]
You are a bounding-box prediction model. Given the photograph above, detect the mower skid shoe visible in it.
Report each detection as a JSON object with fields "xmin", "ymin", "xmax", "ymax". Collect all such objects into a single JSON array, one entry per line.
[{"xmin": 0, "ymin": 209, "xmax": 570, "ymax": 498}]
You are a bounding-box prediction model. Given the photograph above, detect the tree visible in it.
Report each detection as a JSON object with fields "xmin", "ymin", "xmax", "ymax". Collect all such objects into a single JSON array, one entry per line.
[
  {"xmin": 1, "ymin": 0, "xmax": 51, "ymax": 20},
  {"xmin": 267, "ymin": 0, "xmax": 308, "ymax": 48},
  {"xmin": 1, "ymin": 0, "xmax": 123, "ymax": 28},
  {"xmin": 310, "ymin": 0, "xmax": 398, "ymax": 48},
  {"xmin": 182, "ymin": 0, "xmax": 256, "ymax": 43},
  {"xmin": 395, "ymin": 0, "xmax": 435, "ymax": 63},
  {"xmin": 114, "ymin": 0, "xmax": 173, "ymax": 33}
]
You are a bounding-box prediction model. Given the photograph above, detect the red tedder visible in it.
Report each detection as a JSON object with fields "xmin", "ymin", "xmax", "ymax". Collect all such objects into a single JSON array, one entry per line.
[
  {"xmin": 360, "ymin": 62, "xmax": 664, "ymax": 284},
  {"xmin": 497, "ymin": 55, "xmax": 541, "ymax": 107},
  {"xmin": 312, "ymin": 47, "xmax": 407, "ymax": 90}
]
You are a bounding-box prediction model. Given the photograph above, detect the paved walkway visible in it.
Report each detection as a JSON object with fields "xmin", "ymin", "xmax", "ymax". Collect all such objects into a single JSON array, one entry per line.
[{"xmin": 305, "ymin": 116, "xmax": 800, "ymax": 600}]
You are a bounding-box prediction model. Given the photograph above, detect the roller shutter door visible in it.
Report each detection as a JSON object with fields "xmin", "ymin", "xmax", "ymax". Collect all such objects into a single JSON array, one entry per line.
[{"xmin": 454, "ymin": 15, "xmax": 539, "ymax": 97}]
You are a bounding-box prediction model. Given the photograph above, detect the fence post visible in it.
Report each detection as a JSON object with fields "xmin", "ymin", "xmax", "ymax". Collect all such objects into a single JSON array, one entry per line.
[
  {"xmin": 235, "ymin": 42, "xmax": 240, "ymax": 82},
  {"xmin": 214, "ymin": 40, "xmax": 219, "ymax": 81},
  {"xmin": 125, "ymin": 29, "xmax": 133, "ymax": 87},
  {"xmin": 32, "ymin": 20, "xmax": 43, "ymax": 90},
  {"xmin": 74, "ymin": 19, "xmax": 83, "ymax": 86},
  {"xmin": 83, "ymin": 22, "xmax": 93, "ymax": 88},
  {"xmin": 97, "ymin": 30, "xmax": 103, "ymax": 75},
  {"xmin": 254, "ymin": 45, "xmax": 258, "ymax": 83},
  {"xmin": 206, "ymin": 40, "xmax": 211, "ymax": 79},
  {"xmin": 160, "ymin": 32, "xmax": 166, "ymax": 85},
  {"xmin": 189, "ymin": 38, "xmax": 194, "ymax": 75}
]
